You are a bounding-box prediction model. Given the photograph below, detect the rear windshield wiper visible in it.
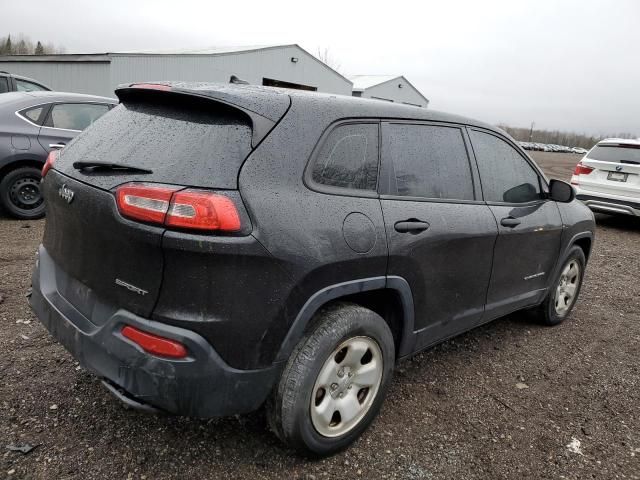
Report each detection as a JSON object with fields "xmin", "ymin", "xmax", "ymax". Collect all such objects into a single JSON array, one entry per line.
[
  {"xmin": 620, "ymin": 160, "xmax": 640, "ymax": 165},
  {"xmin": 72, "ymin": 161, "xmax": 153, "ymax": 174}
]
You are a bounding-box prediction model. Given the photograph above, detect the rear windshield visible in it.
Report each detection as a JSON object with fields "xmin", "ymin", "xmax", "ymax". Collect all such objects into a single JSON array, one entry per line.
[
  {"xmin": 587, "ymin": 145, "xmax": 640, "ymax": 163},
  {"xmin": 56, "ymin": 97, "xmax": 253, "ymax": 190}
]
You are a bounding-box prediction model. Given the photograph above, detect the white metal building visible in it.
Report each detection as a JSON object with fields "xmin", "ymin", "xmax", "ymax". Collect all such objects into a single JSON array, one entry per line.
[
  {"xmin": 349, "ymin": 75, "xmax": 429, "ymax": 107},
  {"xmin": 0, "ymin": 44, "xmax": 352, "ymax": 98}
]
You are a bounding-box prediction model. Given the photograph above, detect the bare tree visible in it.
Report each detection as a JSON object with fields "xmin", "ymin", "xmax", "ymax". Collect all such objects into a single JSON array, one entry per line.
[{"xmin": 316, "ymin": 47, "xmax": 342, "ymax": 73}]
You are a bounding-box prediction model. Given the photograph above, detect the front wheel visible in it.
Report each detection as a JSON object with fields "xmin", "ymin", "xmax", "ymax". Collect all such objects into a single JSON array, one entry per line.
[
  {"xmin": 0, "ymin": 166, "xmax": 46, "ymax": 219},
  {"xmin": 267, "ymin": 303, "xmax": 395, "ymax": 456}
]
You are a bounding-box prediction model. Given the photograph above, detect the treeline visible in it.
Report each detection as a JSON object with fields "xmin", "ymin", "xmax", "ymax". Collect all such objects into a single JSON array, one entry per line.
[
  {"xmin": 499, "ymin": 124, "xmax": 637, "ymax": 149},
  {"xmin": 0, "ymin": 34, "xmax": 65, "ymax": 55}
]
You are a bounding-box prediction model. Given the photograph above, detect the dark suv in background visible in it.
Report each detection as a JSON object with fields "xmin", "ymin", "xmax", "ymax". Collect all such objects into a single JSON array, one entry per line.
[{"xmin": 29, "ymin": 83, "xmax": 595, "ymax": 456}]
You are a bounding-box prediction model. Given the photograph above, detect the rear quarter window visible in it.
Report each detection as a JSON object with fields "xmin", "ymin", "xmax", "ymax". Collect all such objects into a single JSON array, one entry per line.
[{"xmin": 310, "ymin": 123, "xmax": 379, "ymax": 192}]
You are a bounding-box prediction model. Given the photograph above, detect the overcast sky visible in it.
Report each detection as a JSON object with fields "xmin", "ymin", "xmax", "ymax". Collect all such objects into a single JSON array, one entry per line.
[{"xmin": 2, "ymin": 0, "xmax": 638, "ymax": 135}]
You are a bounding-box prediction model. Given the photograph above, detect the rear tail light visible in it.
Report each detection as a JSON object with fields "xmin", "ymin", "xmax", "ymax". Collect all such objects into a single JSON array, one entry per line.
[
  {"xmin": 41, "ymin": 150, "xmax": 58, "ymax": 178},
  {"xmin": 166, "ymin": 190, "xmax": 241, "ymax": 231},
  {"xmin": 121, "ymin": 325, "xmax": 188, "ymax": 359},
  {"xmin": 115, "ymin": 183, "xmax": 242, "ymax": 232},
  {"xmin": 116, "ymin": 183, "xmax": 181, "ymax": 224},
  {"xmin": 573, "ymin": 163, "xmax": 594, "ymax": 176}
]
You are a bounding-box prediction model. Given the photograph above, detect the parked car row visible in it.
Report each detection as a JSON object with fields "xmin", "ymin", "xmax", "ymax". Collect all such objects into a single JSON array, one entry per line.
[{"xmin": 518, "ymin": 141, "xmax": 588, "ymax": 154}]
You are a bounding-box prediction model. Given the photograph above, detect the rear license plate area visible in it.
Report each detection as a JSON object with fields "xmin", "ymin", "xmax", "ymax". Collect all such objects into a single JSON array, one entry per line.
[{"xmin": 607, "ymin": 172, "xmax": 628, "ymax": 182}]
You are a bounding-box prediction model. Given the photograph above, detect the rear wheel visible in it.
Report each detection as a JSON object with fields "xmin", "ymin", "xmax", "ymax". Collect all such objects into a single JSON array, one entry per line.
[
  {"xmin": 531, "ymin": 246, "xmax": 586, "ymax": 325},
  {"xmin": 0, "ymin": 166, "xmax": 45, "ymax": 219},
  {"xmin": 267, "ymin": 303, "xmax": 394, "ymax": 456}
]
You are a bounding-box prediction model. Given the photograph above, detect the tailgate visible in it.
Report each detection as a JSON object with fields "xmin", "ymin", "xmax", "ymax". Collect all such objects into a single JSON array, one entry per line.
[{"xmin": 42, "ymin": 170, "xmax": 165, "ymax": 318}]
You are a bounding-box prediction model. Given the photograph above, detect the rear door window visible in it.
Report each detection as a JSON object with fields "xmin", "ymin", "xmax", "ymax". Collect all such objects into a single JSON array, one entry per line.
[
  {"xmin": 469, "ymin": 130, "xmax": 542, "ymax": 203},
  {"xmin": 0, "ymin": 77, "xmax": 9, "ymax": 93},
  {"xmin": 44, "ymin": 103, "xmax": 111, "ymax": 131},
  {"xmin": 311, "ymin": 123, "xmax": 379, "ymax": 191},
  {"xmin": 382, "ymin": 123, "xmax": 475, "ymax": 200}
]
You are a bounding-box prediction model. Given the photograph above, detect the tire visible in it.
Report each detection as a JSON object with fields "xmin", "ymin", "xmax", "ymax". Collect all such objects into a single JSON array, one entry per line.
[
  {"xmin": 0, "ymin": 166, "xmax": 46, "ymax": 220},
  {"xmin": 531, "ymin": 246, "xmax": 586, "ymax": 326},
  {"xmin": 267, "ymin": 302, "xmax": 395, "ymax": 457}
]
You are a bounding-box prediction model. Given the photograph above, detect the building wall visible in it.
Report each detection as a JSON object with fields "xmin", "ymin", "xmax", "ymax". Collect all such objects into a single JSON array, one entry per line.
[
  {"xmin": 0, "ymin": 61, "xmax": 112, "ymax": 97},
  {"xmin": 0, "ymin": 46, "xmax": 351, "ymax": 98},
  {"xmin": 360, "ymin": 79, "xmax": 428, "ymax": 107},
  {"xmin": 110, "ymin": 46, "xmax": 351, "ymax": 96}
]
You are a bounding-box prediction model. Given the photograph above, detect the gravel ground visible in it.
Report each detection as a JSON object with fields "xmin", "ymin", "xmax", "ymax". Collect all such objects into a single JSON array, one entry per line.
[{"xmin": 1, "ymin": 152, "xmax": 639, "ymax": 479}]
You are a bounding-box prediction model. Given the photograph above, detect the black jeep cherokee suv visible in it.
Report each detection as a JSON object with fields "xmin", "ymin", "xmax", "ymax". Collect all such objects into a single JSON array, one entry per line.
[{"xmin": 30, "ymin": 82, "xmax": 595, "ymax": 456}]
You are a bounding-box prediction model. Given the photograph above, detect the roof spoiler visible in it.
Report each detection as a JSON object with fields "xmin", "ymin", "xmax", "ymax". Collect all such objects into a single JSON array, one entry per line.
[{"xmin": 115, "ymin": 82, "xmax": 290, "ymax": 148}]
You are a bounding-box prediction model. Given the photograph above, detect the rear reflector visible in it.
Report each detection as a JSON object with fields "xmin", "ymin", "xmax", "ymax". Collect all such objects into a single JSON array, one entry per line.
[
  {"xmin": 121, "ymin": 325, "xmax": 188, "ymax": 359},
  {"xmin": 42, "ymin": 150, "xmax": 58, "ymax": 178},
  {"xmin": 573, "ymin": 163, "xmax": 594, "ymax": 176},
  {"xmin": 115, "ymin": 183, "xmax": 242, "ymax": 232},
  {"xmin": 116, "ymin": 183, "xmax": 181, "ymax": 224},
  {"xmin": 166, "ymin": 190, "xmax": 241, "ymax": 231}
]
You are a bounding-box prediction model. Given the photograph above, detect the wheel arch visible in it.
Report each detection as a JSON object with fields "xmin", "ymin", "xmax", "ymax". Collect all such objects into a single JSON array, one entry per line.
[
  {"xmin": 0, "ymin": 157, "xmax": 44, "ymax": 178},
  {"xmin": 275, "ymin": 276, "xmax": 415, "ymax": 363}
]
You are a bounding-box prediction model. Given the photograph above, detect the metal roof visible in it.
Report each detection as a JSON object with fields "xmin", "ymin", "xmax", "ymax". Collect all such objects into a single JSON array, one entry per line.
[
  {"xmin": 348, "ymin": 74, "xmax": 429, "ymax": 105},
  {"xmin": 0, "ymin": 44, "xmax": 352, "ymax": 86},
  {"xmin": 349, "ymin": 75, "xmax": 399, "ymax": 91}
]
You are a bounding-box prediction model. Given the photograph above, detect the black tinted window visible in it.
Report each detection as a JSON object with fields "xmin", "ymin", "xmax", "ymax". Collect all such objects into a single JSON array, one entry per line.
[
  {"xmin": 312, "ymin": 123, "xmax": 379, "ymax": 191},
  {"xmin": 384, "ymin": 124, "xmax": 474, "ymax": 200},
  {"xmin": 0, "ymin": 77, "xmax": 8, "ymax": 93},
  {"xmin": 45, "ymin": 103, "xmax": 110, "ymax": 130},
  {"xmin": 470, "ymin": 131, "xmax": 542, "ymax": 203}
]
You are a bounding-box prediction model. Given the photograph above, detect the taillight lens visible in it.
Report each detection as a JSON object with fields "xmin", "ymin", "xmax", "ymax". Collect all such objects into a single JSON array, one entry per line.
[
  {"xmin": 116, "ymin": 183, "xmax": 181, "ymax": 224},
  {"xmin": 115, "ymin": 183, "xmax": 242, "ymax": 232},
  {"xmin": 573, "ymin": 163, "xmax": 594, "ymax": 175},
  {"xmin": 166, "ymin": 190, "xmax": 241, "ymax": 231},
  {"xmin": 121, "ymin": 325, "xmax": 188, "ymax": 359},
  {"xmin": 42, "ymin": 150, "xmax": 58, "ymax": 178}
]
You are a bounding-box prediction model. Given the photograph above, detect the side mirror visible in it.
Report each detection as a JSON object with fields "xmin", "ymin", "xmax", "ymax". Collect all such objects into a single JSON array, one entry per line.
[{"xmin": 548, "ymin": 179, "xmax": 575, "ymax": 203}]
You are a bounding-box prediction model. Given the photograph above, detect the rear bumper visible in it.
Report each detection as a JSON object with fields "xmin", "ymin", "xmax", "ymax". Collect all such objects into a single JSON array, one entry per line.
[
  {"xmin": 576, "ymin": 190, "xmax": 640, "ymax": 216},
  {"xmin": 29, "ymin": 245, "xmax": 279, "ymax": 418}
]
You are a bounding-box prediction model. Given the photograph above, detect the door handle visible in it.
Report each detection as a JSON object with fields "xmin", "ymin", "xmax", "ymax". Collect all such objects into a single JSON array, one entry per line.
[
  {"xmin": 394, "ymin": 220, "xmax": 430, "ymax": 233},
  {"xmin": 500, "ymin": 216, "xmax": 521, "ymax": 228},
  {"xmin": 49, "ymin": 143, "xmax": 66, "ymax": 149}
]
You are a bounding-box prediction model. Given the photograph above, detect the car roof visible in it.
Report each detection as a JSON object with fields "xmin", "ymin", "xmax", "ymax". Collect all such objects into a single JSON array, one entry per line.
[
  {"xmin": 597, "ymin": 138, "xmax": 640, "ymax": 147},
  {"xmin": 0, "ymin": 91, "xmax": 117, "ymax": 108},
  {"xmin": 116, "ymin": 81, "xmax": 502, "ymax": 135},
  {"xmin": 0, "ymin": 71, "xmax": 50, "ymax": 89}
]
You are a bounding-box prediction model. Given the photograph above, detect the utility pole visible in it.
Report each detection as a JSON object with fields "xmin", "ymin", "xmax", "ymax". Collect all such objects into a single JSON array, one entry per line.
[{"xmin": 529, "ymin": 121, "xmax": 535, "ymax": 142}]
